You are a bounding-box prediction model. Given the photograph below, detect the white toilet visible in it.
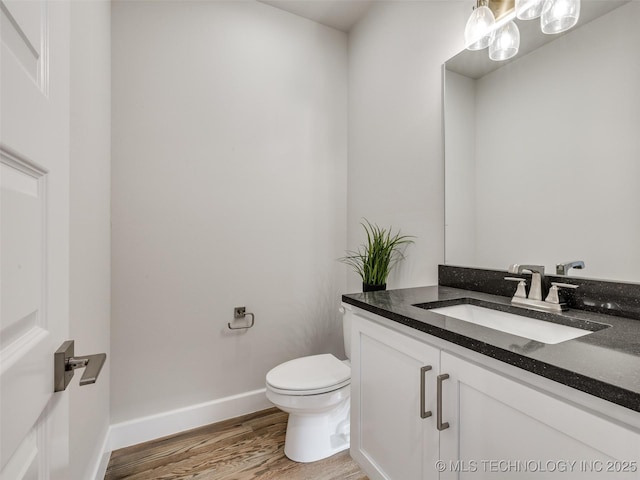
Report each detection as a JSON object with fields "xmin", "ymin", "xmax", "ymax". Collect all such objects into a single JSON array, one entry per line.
[{"xmin": 265, "ymin": 311, "xmax": 351, "ymax": 463}]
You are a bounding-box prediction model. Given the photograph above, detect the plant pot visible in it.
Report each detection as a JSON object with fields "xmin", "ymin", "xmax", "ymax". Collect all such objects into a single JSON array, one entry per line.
[{"xmin": 363, "ymin": 283, "xmax": 386, "ymax": 293}]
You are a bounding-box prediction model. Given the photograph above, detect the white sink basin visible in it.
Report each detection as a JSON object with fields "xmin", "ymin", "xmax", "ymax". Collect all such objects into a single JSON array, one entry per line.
[{"xmin": 428, "ymin": 304, "xmax": 593, "ymax": 344}]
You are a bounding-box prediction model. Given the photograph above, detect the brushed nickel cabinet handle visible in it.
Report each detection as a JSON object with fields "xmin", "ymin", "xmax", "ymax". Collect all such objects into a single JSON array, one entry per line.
[
  {"xmin": 437, "ymin": 373, "xmax": 450, "ymax": 431},
  {"xmin": 420, "ymin": 365, "xmax": 432, "ymax": 419}
]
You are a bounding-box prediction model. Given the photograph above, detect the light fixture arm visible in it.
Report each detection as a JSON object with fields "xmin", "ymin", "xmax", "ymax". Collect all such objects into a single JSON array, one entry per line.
[{"xmin": 485, "ymin": 0, "xmax": 516, "ymax": 20}]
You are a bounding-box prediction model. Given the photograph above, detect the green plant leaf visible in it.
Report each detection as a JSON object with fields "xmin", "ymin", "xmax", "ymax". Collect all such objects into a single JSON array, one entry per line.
[{"xmin": 338, "ymin": 218, "xmax": 415, "ymax": 286}]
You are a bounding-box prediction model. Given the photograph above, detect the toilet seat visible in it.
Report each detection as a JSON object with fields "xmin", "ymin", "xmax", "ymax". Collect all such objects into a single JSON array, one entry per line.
[{"xmin": 266, "ymin": 354, "xmax": 350, "ymax": 396}]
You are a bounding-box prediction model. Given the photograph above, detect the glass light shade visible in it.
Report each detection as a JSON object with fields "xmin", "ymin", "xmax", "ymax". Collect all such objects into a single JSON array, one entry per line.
[
  {"xmin": 541, "ymin": 0, "xmax": 580, "ymax": 34},
  {"xmin": 464, "ymin": 5, "xmax": 496, "ymax": 50},
  {"xmin": 516, "ymin": 0, "xmax": 545, "ymax": 20},
  {"xmin": 489, "ymin": 21, "xmax": 520, "ymax": 61}
]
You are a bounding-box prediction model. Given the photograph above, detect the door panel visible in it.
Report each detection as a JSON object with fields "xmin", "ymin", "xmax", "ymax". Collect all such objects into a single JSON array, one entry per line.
[
  {"xmin": 0, "ymin": 0, "xmax": 69, "ymax": 477},
  {"xmin": 351, "ymin": 313, "xmax": 440, "ymax": 480},
  {"xmin": 1, "ymin": 149, "xmax": 51, "ymax": 470},
  {"xmin": 2, "ymin": 0, "xmax": 43, "ymax": 56},
  {"xmin": 0, "ymin": 0, "xmax": 44, "ymax": 85},
  {"xmin": 0, "ymin": 427, "xmax": 43, "ymax": 480},
  {"xmin": 440, "ymin": 352, "xmax": 640, "ymax": 479}
]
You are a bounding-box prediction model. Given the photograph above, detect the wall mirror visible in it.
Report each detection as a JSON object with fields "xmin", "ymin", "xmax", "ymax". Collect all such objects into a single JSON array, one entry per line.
[{"xmin": 443, "ymin": 0, "xmax": 639, "ymax": 282}]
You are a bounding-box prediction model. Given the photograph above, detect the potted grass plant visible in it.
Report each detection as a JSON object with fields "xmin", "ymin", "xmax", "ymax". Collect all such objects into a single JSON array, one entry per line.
[{"xmin": 340, "ymin": 219, "xmax": 414, "ymax": 292}]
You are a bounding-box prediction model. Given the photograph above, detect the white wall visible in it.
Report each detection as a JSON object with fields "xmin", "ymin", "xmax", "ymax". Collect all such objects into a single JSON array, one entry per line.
[
  {"xmin": 69, "ymin": 1, "xmax": 111, "ymax": 478},
  {"xmin": 347, "ymin": 0, "xmax": 469, "ymax": 292},
  {"xmin": 447, "ymin": 2, "xmax": 640, "ymax": 281},
  {"xmin": 111, "ymin": 1, "xmax": 347, "ymax": 425}
]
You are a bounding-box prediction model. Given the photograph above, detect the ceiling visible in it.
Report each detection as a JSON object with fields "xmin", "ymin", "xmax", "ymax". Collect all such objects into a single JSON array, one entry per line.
[{"xmin": 257, "ymin": 0, "xmax": 374, "ymax": 32}]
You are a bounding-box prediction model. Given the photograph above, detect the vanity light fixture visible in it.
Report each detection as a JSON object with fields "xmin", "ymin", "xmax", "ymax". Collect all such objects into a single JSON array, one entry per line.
[
  {"xmin": 541, "ymin": 0, "xmax": 580, "ymax": 34},
  {"xmin": 515, "ymin": 0, "xmax": 545, "ymax": 20},
  {"xmin": 465, "ymin": 0, "xmax": 581, "ymax": 61},
  {"xmin": 489, "ymin": 20, "xmax": 520, "ymax": 61},
  {"xmin": 464, "ymin": 0, "xmax": 496, "ymax": 50}
]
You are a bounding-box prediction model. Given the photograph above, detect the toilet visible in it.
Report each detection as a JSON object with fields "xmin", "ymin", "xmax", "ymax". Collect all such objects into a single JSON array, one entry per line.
[{"xmin": 265, "ymin": 311, "xmax": 351, "ymax": 463}]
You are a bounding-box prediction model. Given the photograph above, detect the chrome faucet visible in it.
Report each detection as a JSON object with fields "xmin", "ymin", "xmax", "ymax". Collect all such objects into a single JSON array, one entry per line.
[
  {"xmin": 556, "ymin": 260, "xmax": 585, "ymax": 276},
  {"xmin": 506, "ymin": 264, "xmax": 578, "ymax": 313}
]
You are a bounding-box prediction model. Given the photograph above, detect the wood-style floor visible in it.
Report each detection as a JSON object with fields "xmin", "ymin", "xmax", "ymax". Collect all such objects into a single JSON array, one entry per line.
[{"xmin": 105, "ymin": 408, "xmax": 368, "ymax": 480}]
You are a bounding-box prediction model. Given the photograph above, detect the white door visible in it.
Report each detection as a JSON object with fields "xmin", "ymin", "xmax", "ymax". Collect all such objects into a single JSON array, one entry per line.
[{"xmin": 1, "ymin": 0, "xmax": 70, "ymax": 478}]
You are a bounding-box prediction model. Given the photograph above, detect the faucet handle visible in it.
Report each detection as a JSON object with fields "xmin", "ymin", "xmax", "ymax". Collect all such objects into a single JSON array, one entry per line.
[
  {"xmin": 545, "ymin": 282, "xmax": 579, "ymax": 304},
  {"xmin": 552, "ymin": 282, "xmax": 579, "ymax": 289},
  {"xmin": 505, "ymin": 277, "xmax": 527, "ymax": 299}
]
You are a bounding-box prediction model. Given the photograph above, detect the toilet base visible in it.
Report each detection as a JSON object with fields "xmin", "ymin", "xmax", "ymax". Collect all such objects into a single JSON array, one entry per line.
[{"xmin": 283, "ymin": 396, "xmax": 350, "ymax": 463}]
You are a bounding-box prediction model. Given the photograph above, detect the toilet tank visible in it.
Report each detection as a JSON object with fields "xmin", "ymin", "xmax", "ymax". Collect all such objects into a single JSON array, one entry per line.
[{"xmin": 341, "ymin": 306, "xmax": 351, "ymax": 360}]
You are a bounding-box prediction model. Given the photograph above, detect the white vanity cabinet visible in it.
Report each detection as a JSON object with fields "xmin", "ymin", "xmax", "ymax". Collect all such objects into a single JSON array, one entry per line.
[
  {"xmin": 439, "ymin": 352, "xmax": 640, "ymax": 480},
  {"xmin": 348, "ymin": 308, "xmax": 640, "ymax": 480},
  {"xmin": 350, "ymin": 311, "xmax": 440, "ymax": 480}
]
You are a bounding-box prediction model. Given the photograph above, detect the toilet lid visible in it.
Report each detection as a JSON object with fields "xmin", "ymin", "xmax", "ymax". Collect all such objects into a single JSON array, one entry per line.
[{"xmin": 266, "ymin": 354, "xmax": 350, "ymax": 393}]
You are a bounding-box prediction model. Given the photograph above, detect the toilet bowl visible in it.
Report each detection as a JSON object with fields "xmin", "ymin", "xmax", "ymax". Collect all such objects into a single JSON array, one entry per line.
[
  {"xmin": 265, "ymin": 308, "xmax": 352, "ymax": 463},
  {"xmin": 266, "ymin": 353, "xmax": 351, "ymax": 463}
]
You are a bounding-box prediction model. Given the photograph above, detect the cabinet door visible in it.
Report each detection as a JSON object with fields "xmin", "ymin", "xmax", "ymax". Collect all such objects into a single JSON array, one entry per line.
[
  {"xmin": 351, "ymin": 313, "xmax": 441, "ymax": 480},
  {"xmin": 439, "ymin": 352, "xmax": 640, "ymax": 479}
]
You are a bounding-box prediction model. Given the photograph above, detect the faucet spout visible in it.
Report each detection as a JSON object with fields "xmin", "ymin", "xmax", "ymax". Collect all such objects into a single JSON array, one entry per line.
[
  {"xmin": 527, "ymin": 272, "xmax": 543, "ymax": 301},
  {"xmin": 508, "ymin": 264, "xmax": 545, "ymax": 301},
  {"xmin": 508, "ymin": 264, "xmax": 544, "ymax": 274},
  {"xmin": 556, "ymin": 260, "xmax": 585, "ymax": 276}
]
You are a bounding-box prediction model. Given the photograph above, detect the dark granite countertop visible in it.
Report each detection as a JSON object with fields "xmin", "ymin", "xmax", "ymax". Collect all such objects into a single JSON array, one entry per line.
[{"xmin": 342, "ymin": 285, "xmax": 640, "ymax": 413}]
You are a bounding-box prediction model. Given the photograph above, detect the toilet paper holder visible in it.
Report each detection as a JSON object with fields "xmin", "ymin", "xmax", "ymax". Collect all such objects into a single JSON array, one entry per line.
[{"xmin": 228, "ymin": 306, "xmax": 255, "ymax": 330}]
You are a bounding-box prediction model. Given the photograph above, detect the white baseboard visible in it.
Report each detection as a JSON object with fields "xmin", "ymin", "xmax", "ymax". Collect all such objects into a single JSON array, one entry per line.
[{"xmin": 107, "ymin": 388, "xmax": 271, "ymax": 452}]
